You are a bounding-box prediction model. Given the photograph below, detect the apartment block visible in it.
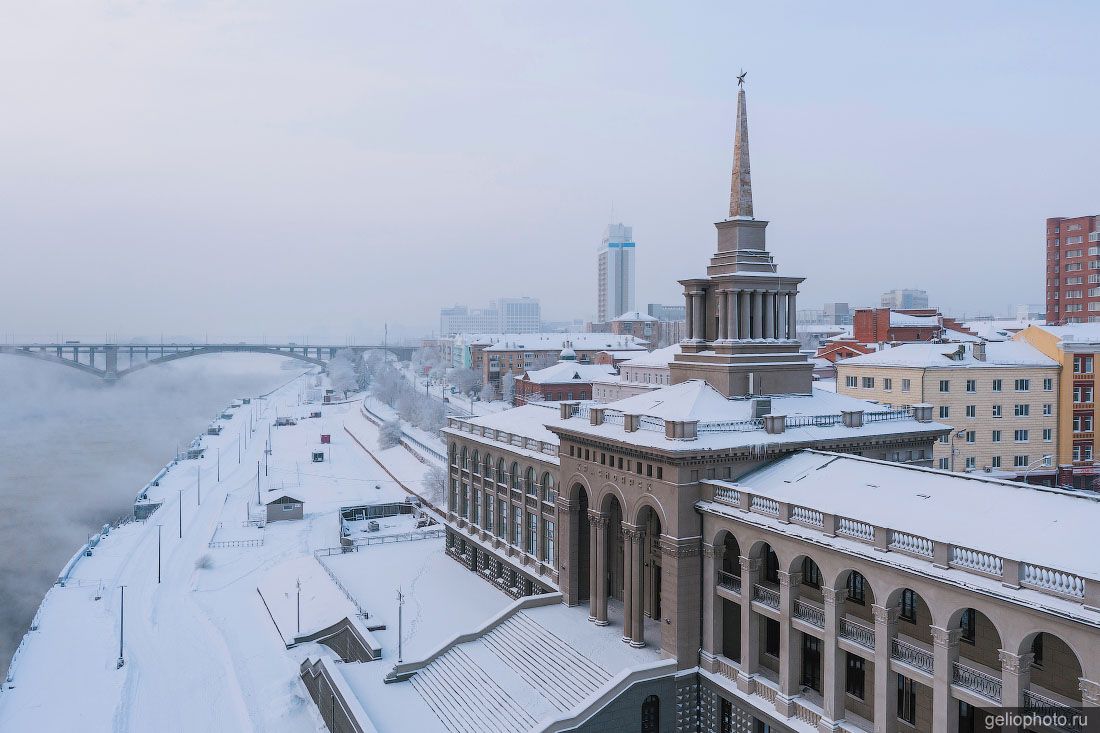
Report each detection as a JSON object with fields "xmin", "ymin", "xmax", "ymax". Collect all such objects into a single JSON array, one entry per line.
[{"xmin": 1046, "ymin": 215, "xmax": 1100, "ymax": 325}]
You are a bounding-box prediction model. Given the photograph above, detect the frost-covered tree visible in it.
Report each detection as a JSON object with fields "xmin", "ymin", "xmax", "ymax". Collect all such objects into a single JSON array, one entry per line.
[
  {"xmin": 378, "ymin": 420, "xmax": 403, "ymax": 450},
  {"xmin": 421, "ymin": 464, "xmax": 447, "ymax": 506},
  {"xmin": 449, "ymin": 367, "xmax": 482, "ymax": 397},
  {"xmin": 479, "ymin": 379, "xmax": 497, "ymax": 402},
  {"xmin": 329, "ymin": 349, "xmax": 361, "ymax": 396},
  {"xmin": 501, "ymin": 370, "xmax": 516, "ymax": 405}
]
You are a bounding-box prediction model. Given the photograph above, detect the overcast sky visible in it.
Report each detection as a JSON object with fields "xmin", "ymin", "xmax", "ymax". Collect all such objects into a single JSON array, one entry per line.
[{"xmin": 1, "ymin": 1, "xmax": 1097, "ymax": 342}]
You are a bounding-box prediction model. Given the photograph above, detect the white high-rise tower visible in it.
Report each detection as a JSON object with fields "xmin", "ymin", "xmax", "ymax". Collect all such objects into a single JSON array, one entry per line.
[{"xmin": 597, "ymin": 223, "xmax": 636, "ymax": 323}]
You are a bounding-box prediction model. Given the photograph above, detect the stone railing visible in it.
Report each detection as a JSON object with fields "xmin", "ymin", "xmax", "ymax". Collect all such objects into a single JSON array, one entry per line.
[
  {"xmin": 701, "ymin": 480, "xmax": 1100, "ymax": 609},
  {"xmin": 1023, "ymin": 689, "xmax": 1083, "ymax": 732},
  {"xmin": 753, "ymin": 677, "xmax": 779, "ymax": 704},
  {"xmin": 445, "ymin": 418, "xmax": 559, "ymax": 458},
  {"xmin": 717, "ymin": 569, "xmax": 741, "ymax": 594},
  {"xmin": 753, "ymin": 584, "xmax": 780, "ymax": 609},
  {"xmin": 570, "ymin": 405, "xmax": 915, "ymax": 435},
  {"xmin": 839, "ymin": 618, "xmax": 875, "ymax": 649},
  {"xmin": 794, "ymin": 599, "xmax": 825, "ymax": 628},
  {"xmin": 891, "ymin": 638, "xmax": 934, "ymax": 674},
  {"xmin": 791, "ymin": 698, "xmax": 822, "ymax": 728},
  {"xmin": 889, "ymin": 530, "xmax": 934, "ymax": 558},
  {"xmin": 952, "ymin": 661, "xmax": 1002, "ymax": 702}
]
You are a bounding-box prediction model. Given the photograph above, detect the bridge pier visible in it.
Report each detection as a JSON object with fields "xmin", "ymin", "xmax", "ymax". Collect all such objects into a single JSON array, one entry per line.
[{"xmin": 105, "ymin": 345, "xmax": 119, "ymax": 381}]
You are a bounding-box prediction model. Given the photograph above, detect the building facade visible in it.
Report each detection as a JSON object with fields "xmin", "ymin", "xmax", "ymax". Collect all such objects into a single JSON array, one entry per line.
[
  {"xmin": 597, "ymin": 223, "xmax": 636, "ymax": 324},
  {"xmin": 1045, "ymin": 215, "xmax": 1100, "ymax": 325},
  {"xmin": 835, "ymin": 342, "xmax": 1060, "ymax": 478},
  {"xmin": 881, "ymin": 289, "xmax": 930, "ymax": 310},
  {"xmin": 1017, "ymin": 324, "xmax": 1100, "ymax": 489},
  {"xmin": 439, "ymin": 298, "xmax": 542, "ymax": 336},
  {"xmin": 480, "ymin": 333, "xmax": 646, "ymax": 387}
]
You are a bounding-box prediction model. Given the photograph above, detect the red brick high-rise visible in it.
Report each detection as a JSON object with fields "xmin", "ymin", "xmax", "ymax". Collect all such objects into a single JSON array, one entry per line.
[{"xmin": 1047, "ymin": 214, "xmax": 1100, "ymax": 325}]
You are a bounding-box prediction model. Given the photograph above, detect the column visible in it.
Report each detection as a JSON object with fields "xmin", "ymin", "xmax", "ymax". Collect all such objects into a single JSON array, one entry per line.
[
  {"xmin": 730, "ymin": 290, "xmax": 741, "ymax": 340},
  {"xmin": 787, "ymin": 292, "xmax": 798, "ymax": 340},
  {"xmin": 764, "ymin": 292, "xmax": 776, "ymax": 339},
  {"xmin": 820, "ymin": 588, "xmax": 845, "ymax": 733},
  {"xmin": 778, "ymin": 288, "xmax": 787, "ymax": 338},
  {"xmin": 589, "ymin": 512, "xmax": 609, "ymax": 625},
  {"xmin": 873, "ymin": 604, "xmax": 898, "ymax": 733},
  {"xmin": 739, "ymin": 291, "xmax": 750, "ymax": 340},
  {"xmin": 629, "ymin": 526, "xmax": 645, "ymax": 647},
  {"xmin": 692, "ymin": 291, "xmax": 706, "ymax": 342},
  {"xmin": 701, "ymin": 543, "xmax": 722, "ymax": 671},
  {"xmin": 736, "ymin": 556, "xmax": 761, "ymax": 693},
  {"xmin": 997, "ymin": 650, "xmax": 1032, "ymax": 708},
  {"xmin": 752, "ymin": 290, "xmax": 763, "ymax": 339},
  {"xmin": 931, "ymin": 626, "xmax": 961, "ymax": 733},
  {"xmin": 684, "ymin": 292, "xmax": 694, "ymax": 340},
  {"xmin": 776, "ymin": 570, "xmax": 802, "ymax": 717},
  {"xmin": 621, "ymin": 523, "xmax": 636, "ymax": 643},
  {"xmin": 717, "ymin": 291, "xmax": 727, "ymax": 340},
  {"xmin": 588, "ymin": 511, "xmax": 600, "ymax": 621},
  {"xmin": 557, "ymin": 496, "xmax": 581, "ymax": 605}
]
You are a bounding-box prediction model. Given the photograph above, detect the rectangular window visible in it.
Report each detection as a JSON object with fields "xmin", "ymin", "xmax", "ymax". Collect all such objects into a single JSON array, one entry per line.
[
  {"xmin": 1043, "ymin": 428, "xmax": 1053, "ymax": 442},
  {"xmin": 900, "ymin": 589, "xmax": 917, "ymax": 622},
  {"xmin": 939, "ymin": 380, "xmax": 950, "ymax": 392},
  {"xmin": 965, "ymin": 430, "xmax": 976, "ymax": 443},
  {"xmin": 1014, "ymin": 455, "xmax": 1029, "ymax": 468},
  {"xmin": 845, "ymin": 375, "xmax": 857, "ymax": 388},
  {"xmin": 862, "ymin": 377, "xmax": 875, "ymax": 389},
  {"xmin": 883, "ymin": 378, "xmax": 893, "ymax": 391},
  {"xmin": 960, "ymin": 609, "xmax": 976, "ymax": 644},
  {"xmin": 764, "ymin": 618, "xmax": 780, "ymax": 657},
  {"xmin": 802, "ymin": 557, "xmax": 821, "ymax": 588},
  {"xmin": 497, "ymin": 499, "xmax": 506, "ymax": 538},
  {"xmin": 991, "ymin": 456, "xmax": 1001, "ymax": 468},
  {"xmin": 898, "ymin": 677, "xmax": 917, "ymax": 726},
  {"xmin": 965, "ymin": 379, "xmax": 976, "ymax": 393},
  {"xmin": 485, "ymin": 494, "xmax": 493, "ymax": 533},
  {"xmin": 1014, "ymin": 429, "xmax": 1029, "ymax": 442},
  {"xmin": 939, "ymin": 405, "xmax": 950, "ymax": 419},
  {"xmin": 656, "ymin": 466, "xmax": 663, "ymax": 480},
  {"xmin": 992, "ymin": 404, "xmax": 1002, "ymax": 418},
  {"xmin": 992, "ymin": 430, "xmax": 1001, "ymax": 443},
  {"xmin": 1015, "ymin": 404, "xmax": 1030, "ymax": 417},
  {"xmin": 472, "ymin": 489, "xmax": 480, "ymax": 525},
  {"xmin": 938, "ymin": 458, "xmax": 949, "ymax": 469},
  {"xmin": 512, "ymin": 505, "xmax": 521, "ymax": 546},
  {"xmin": 965, "ymin": 456, "xmax": 976, "ymax": 469},
  {"xmin": 1043, "ymin": 403, "xmax": 1053, "ymax": 416},
  {"xmin": 527, "ymin": 512, "xmax": 537, "ymax": 555},
  {"xmin": 992, "ymin": 379, "xmax": 1002, "ymax": 392},
  {"xmin": 1015, "ymin": 378, "xmax": 1030, "ymax": 391},
  {"xmin": 1074, "ymin": 355, "xmax": 1094, "ymax": 374},
  {"xmin": 846, "ymin": 654, "xmax": 865, "ymax": 700},
  {"xmin": 846, "ymin": 572, "xmax": 865, "ymax": 604},
  {"xmin": 901, "ymin": 378, "xmax": 911, "ymax": 392},
  {"xmin": 965, "ymin": 405, "xmax": 976, "ymax": 418}
]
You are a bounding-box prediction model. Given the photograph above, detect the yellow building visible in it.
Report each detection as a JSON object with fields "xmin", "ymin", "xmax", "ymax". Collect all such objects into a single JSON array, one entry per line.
[
  {"xmin": 1016, "ymin": 324, "xmax": 1100, "ymax": 488},
  {"xmin": 836, "ymin": 341, "xmax": 1059, "ymax": 479}
]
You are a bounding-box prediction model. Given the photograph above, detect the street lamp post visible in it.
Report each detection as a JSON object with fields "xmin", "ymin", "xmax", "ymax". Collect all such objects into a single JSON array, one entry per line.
[
  {"xmin": 949, "ymin": 430, "xmax": 966, "ymax": 472},
  {"xmin": 178, "ymin": 489, "xmax": 183, "ymax": 538},
  {"xmin": 157, "ymin": 524, "xmax": 162, "ymax": 583},
  {"xmin": 1023, "ymin": 454, "xmax": 1055, "ymax": 484},
  {"xmin": 116, "ymin": 585, "xmax": 126, "ymax": 669}
]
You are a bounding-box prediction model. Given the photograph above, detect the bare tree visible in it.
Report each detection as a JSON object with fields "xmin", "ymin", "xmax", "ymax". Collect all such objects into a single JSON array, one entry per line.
[
  {"xmin": 449, "ymin": 367, "xmax": 482, "ymax": 397},
  {"xmin": 378, "ymin": 420, "xmax": 403, "ymax": 450},
  {"xmin": 421, "ymin": 464, "xmax": 447, "ymax": 506},
  {"xmin": 479, "ymin": 379, "xmax": 497, "ymax": 402},
  {"xmin": 501, "ymin": 370, "xmax": 516, "ymax": 405}
]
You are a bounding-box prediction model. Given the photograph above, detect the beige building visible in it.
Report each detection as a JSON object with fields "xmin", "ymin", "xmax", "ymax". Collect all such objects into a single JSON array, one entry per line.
[
  {"xmin": 592, "ymin": 344, "xmax": 681, "ymax": 402},
  {"xmin": 836, "ymin": 341, "xmax": 1060, "ymax": 478}
]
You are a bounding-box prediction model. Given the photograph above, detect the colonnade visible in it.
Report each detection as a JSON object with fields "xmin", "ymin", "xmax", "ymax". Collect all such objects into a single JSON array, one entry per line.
[
  {"xmin": 587, "ymin": 511, "xmax": 650, "ymax": 648},
  {"xmin": 684, "ymin": 287, "xmax": 797, "ymax": 341}
]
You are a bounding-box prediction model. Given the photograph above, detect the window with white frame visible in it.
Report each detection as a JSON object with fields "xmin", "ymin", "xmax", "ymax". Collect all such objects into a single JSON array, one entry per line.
[
  {"xmin": 1014, "ymin": 429, "xmax": 1029, "ymax": 442},
  {"xmin": 1014, "ymin": 455, "xmax": 1029, "ymax": 468}
]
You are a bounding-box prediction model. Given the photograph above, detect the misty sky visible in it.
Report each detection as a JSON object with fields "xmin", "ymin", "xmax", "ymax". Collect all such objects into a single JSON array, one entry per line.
[{"xmin": 1, "ymin": 1, "xmax": 1097, "ymax": 342}]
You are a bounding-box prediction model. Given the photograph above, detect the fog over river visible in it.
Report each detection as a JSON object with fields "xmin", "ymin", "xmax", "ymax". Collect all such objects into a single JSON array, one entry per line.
[{"xmin": 0, "ymin": 355, "xmax": 304, "ymax": 667}]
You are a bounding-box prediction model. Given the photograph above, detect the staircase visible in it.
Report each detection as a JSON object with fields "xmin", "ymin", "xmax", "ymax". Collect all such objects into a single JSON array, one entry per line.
[
  {"xmin": 408, "ymin": 611, "xmax": 613, "ymax": 733},
  {"xmin": 479, "ymin": 612, "xmax": 611, "ymax": 711}
]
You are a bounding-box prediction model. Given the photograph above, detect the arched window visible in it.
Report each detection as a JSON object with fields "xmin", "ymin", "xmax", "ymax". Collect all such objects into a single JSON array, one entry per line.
[
  {"xmin": 497, "ymin": 459, "xmax": 506, "ymax": 483},
  {"xmin": 460, "ymin": 445, "xmax": 468, "ymax": 469},
  {"xmin": 541, "ymin": 472, "xmax": 556, "ymax": 503},
  {"xmin": 449, "ymin": 442, "xmax": 457, "ymax": 466},
  {"xmin": 483, "ymin": 453, "xmax": 492, "ymax": 475},
  {"xmin": 641, "ymin": 694, "xmax": 659, "ymax": 733},
  {"xmin": 471, "ymin": 450, "xmax": 480, "ymax": 475},
  {"xmin": 510, "ymin": 462, "xmax": 520, "ymax": 490},
  {"xmin": 525, "ymin": 467, "xmax": 537, "ymax": 495}
]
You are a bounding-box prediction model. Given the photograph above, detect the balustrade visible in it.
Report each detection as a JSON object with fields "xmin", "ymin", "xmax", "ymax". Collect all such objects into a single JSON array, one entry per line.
[
  {"xmin": 714, "ymin": 486, "xmax": 741, "ymax": 506},
  {"xmin": 889, "ymin": 530, "xmax": 934, "ymax": 558},
  {"xmin": 1021, "ymin": 564, "xmax": 1086, "ymax": 599},
  {"xmin": 836, "ymin": 517, "xmax": 875, "ymax": 541},
  {"xmin": 750, "ymin": 496, "xmax": 780, "ymax": 516},
  {"xmin": 717, "ymin": 570, "xmax": 741, "ymax": 594},
  {"xmin": 793, "ymin": 599, "xmax": 824, "ymax": 628},
  {"xmin": 891, "ymin": 638, "xmax": 934, "ymax": 674},
  {"xmin": 952, "ymin": 662, "xmax": 1002, "ymax": 702},
  {"xmin": 791, "ymin": 506, "xmax": 823, "ymax": 527},
  {"xmin": 753, "ymin": 584, "xmax": 780, "ymax": 609},
  {"xmin": 839, "ymin": 618, "xmax": 875, "ymax": 649}
]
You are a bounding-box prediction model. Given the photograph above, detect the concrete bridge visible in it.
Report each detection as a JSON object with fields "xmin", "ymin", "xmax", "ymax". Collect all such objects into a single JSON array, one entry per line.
[{"xmin": 0, "ymin": 342, "xmax": 416, "ymax": 381}]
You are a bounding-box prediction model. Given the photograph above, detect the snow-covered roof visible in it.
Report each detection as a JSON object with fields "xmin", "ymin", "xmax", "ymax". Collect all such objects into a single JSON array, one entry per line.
[
  {"xmin": 890, "ymin": 312, "xmax": 941, "ymax": 327},
  {"xmin": 449, "ymin": 404, "xmax": 561, "ymax": 448},
  {"xmin": 548, "ymin": 381, "xmax": 947, "ymax": 453},
  {"xmin": 611, "ymin": 310, "xmax": 658, "ymax": 322},
  {"xmin": 942, "ymin": 327, "xmax": 982, "ymax": 343},
  {"xmin": 618, "ymin": 344, "xmax": 681, "ymax": 368},
  {"xmin": 481, "ymin": 333, "xmax": 646, "ymax": 352},
  {"xmin": 798, "ymin": 324, "xmax": 851, "ymax": 336},
  {"xmin": 520, "ymin": 362, "xmax": 616, "ymax": 384},
  {"xmin": 723, "ymin": 450, "xmax": 1100, "ymax": 580},
  {"xmin": 963, "ymin": 319, "xmax": 1042, "ymax": 342},
  {"xmin": 835, "ymin": 341, "xmax": 1057, "ymax": 369},
  {"xmin": 1028, "ymin": 323, "xmax": 1100, "ymax": 345}
]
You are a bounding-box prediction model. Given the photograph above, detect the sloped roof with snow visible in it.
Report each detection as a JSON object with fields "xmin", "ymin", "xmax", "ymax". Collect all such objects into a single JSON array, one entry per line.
[
  {"xmin": 619, "ymin": 344, "xmax": 681, "ymax": 368},
  {"xmin": 890, "ymin": 312, "xmax": 941, "ymax": 327},
  {"xmin": 520, "ymin": 362, "xmax": 616, "ymax": 384},
  {"xmin": 1028, "ymin": 323, "xmax": 1100, "ymax": 345},
  {"xmin": 836, "ymin": 341, "xmax": 1057, "ymax": 369},
  {"xmin": 725, "ymin": 450, "xmax": 1100, "ymax": 580},
  {"xmin": 612, "ymin": 310, "xmax": 658, "ymax": 322},
  {"xmin": 453, "ymin": 404, "xmax": 561, "ymax": 447}
]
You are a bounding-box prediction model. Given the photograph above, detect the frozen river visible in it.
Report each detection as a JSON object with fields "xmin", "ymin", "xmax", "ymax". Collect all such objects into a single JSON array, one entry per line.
[{"xmin": 0, "ymin": 354, "xmax": 305, "ymax": 667}]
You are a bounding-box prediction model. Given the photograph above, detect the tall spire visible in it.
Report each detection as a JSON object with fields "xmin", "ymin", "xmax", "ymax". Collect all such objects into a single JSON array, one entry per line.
[{"xmin": 728, "ymin": 74, "xmax": 753, "ymax": 219}]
